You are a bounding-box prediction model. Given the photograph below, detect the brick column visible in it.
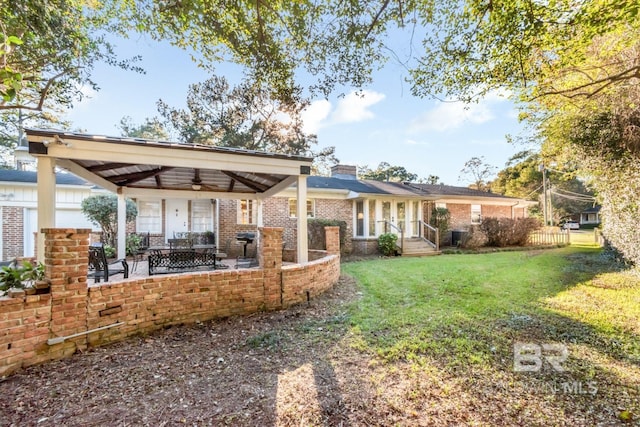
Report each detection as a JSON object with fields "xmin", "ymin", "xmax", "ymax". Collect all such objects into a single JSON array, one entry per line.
[
  {"xmin": 259, "ymin": 227, "xmax": 283, "ymax": 310},
  {"xmin": 44, "ymin": 228, "xmax": 91, "ymax": 357},
  {"xmin": 324, "ymin": 226, "xmax": 341, "ymax": 255}
]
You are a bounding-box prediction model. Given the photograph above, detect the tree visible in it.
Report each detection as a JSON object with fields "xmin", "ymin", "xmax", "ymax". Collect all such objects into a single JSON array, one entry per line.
[
  {"xmin": 156, "ymin": 75, "xmax": 337, "ymax": 168},
  {"xmin": 1, "ymin": 1, "xmax": 141, "ymax": 111},
  {"xmin": 459, "ymin": 156, "xmax": 496, "ymax": 191},
  {"xmin": 490, "ymin": 151, "xmax": 595, "ymax": 223},
  {"xmin": 359, "ymin": 162, "xmax": 418, "ymax": 182},
  {"xmin": 425, "ymin": 175, "xmax": 441, "ymax": 185},
  {"xmin": 118, "ymin": 116, "xmax": 169, "ymax": 140},
  {"xmin": 81, "ymin": 194, "xmax": 138, "ymax": 248}
]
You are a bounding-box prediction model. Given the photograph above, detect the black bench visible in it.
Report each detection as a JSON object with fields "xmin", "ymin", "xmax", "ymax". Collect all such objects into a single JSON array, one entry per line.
[{"xmin": 148, "ymin": 249, "xmax": 227, "ymax": 275}]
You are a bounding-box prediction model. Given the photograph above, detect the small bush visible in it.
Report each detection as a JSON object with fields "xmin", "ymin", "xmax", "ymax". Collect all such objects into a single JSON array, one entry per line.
[
  {"xmin": 378, "ymin": 233, "xmax": 398, "ymax": 256},
  {"xmin": 461, "ymin": 226, "xmax": 488, "ymax": 249},
  {"xmin": 480, "ymin": 217, "xmax": 540, "ymax": 247}
]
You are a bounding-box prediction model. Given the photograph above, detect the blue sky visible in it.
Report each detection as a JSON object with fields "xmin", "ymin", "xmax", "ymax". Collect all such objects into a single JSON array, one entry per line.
[{"xmin": 66, "ymin": 34, "xmax": 531, "ymax": 185}]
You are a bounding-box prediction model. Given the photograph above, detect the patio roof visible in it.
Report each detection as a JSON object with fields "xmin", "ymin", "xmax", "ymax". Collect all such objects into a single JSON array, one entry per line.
[
  {"xmin": 25, "ymin": 128, "xmax": 313, "ymax": 264},
  {"xmin": 25, "ymin": 129, "xmax": 313, "ymax": 200}
]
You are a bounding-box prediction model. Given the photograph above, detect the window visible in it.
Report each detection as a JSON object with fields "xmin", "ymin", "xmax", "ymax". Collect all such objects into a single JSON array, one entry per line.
[
  {"xmin": 137, "ymin": 200, "xmax": 161, "ymax": 233},
  {"xmin": 288, "ymin": 199, "xmax": 315, "ymax": 218},
  {"xmin": 238, "ymin": 199, "xmax": 257, "ymax": 224},
  {"xmin": 471, "ymin": 204, "xmax": 482, "ymax": 224},
  {"xmin": 368, "ymin": 200, "xmax": 376, "ymax": 236},
  {"xmin": 191, "ymin": 199, "xmax": 213, "ymax": 232},
  {"xmin": 355, "ymin": 201, "xmax": 364, "ymax": 236},
  {"xmin": 436, "ymin": 202, "xmax": 446, "ymax": 209}
]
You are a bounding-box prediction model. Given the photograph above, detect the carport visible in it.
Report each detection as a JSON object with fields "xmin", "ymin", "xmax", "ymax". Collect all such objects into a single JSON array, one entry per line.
[{"xmin": 24, "ymin": 129, "xmax": 313, "ymax": 264}]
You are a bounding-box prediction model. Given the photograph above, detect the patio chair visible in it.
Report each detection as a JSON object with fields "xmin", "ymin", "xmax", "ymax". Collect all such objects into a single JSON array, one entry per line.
[
  {"xmin": 168, "ymin": 238, "xmax": 193, "ymax": 251},
  {"xmin": 88, "ymin": 243, "xmax": 129, "ymax": 283}
]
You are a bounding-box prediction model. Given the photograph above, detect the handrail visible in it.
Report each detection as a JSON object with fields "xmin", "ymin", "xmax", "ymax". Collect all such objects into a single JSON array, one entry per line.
[
  {"xmin": 378, "ymin": 220, "xmax": 404, "ymax": 253},
  {"xmin": 417, "ymin": 220, "xmax": 439, "ymax": 252}
]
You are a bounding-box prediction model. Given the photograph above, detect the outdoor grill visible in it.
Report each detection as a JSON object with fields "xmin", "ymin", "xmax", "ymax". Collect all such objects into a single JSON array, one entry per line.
[{"xmin": 236, "ymin": 232, "xmax": 256, "ymax": 257}]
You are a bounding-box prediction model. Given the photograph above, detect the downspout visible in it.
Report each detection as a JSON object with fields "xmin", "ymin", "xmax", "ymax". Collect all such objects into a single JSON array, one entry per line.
[{"xmin": 47, "ymin": 322, "xmax": 125, "ymax": 345}]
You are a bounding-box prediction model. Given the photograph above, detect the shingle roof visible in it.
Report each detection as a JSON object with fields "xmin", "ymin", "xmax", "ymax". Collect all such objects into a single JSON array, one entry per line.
[
  {"xmin": 0, "ymin": 169, "xmax": 91, "ymax": 186},
  {"xmin": 408, "ymin": 183, "xmax": 519, "ymax": 199},
  {"xmin": 307, "ymin": 176, "xmax": 423, "ymax": 196}
]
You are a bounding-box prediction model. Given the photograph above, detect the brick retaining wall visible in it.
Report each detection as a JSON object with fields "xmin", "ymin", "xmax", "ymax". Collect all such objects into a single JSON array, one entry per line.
[{"xmin": 0, "ymin": 226, "xmax": 340, "ymax": 377}]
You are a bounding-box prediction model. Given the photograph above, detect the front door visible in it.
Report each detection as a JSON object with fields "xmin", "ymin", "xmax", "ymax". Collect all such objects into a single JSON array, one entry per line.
[{"xmin": 165, "ymin": 199, "xmax": 189, "ymax": 242}]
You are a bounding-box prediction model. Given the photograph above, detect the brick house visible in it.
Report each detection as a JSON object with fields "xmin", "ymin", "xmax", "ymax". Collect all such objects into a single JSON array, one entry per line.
[{"xmin": 0, "ymin": 161, "xmax": 533, "ymax": 261}]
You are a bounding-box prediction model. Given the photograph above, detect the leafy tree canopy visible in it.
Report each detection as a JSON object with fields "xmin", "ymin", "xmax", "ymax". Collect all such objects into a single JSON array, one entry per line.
[
  {"xmin": 156, "ymin": 75, "xmax": 338, "ymax": 170},
  {"xmin": 118, "ymin": 116, "xmax": 169, "ymax": 140},
  {"xmin": 1, "ymin": 0, "xmax": 141, "ymax": 111},
  {"xmin": 359, "ymin": 162, "xmax": 418, "ymax": 182},
  {"xmin": 81, "ymin": 194, "xmax": 137, "ymax": 248}
]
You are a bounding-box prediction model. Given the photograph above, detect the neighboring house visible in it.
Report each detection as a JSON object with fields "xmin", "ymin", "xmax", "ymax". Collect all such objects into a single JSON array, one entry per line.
[
  {"xmin": 0, "ymin": 164, "xmax": 534, "ymax": 261},
  {"xmin": 579, "ymin": 205, "xmax": 601, "ymax": 227},
  {"xmin": 0, "ymin": 170, "xmax": 100, "ymax": 260}
]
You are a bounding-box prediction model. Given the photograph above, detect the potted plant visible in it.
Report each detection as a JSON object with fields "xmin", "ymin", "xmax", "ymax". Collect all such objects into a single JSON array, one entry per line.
[
  {"xmin": 0, "ymin": 260, "xmax": 48, "ymax": 297},
  {"xmin": 203, "ymin": 230, "xmax": 215, "ymax": 245}
]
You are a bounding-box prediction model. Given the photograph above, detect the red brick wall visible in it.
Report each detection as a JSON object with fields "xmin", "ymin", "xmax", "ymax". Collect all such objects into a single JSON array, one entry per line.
[
  {"xmin": 481, "ymin": 205, "xmax": 512, "ymax": 219},
  {"xmin": 0, "ymin": 226, "xmax": 341, "ymax": 377},
  {"xmin": 2, "ymin": 206, "xmax": 23, "ymax": 261},
  {"xmin": 219, "ymin": 197, "xmax": 354, "ymax": 256}
]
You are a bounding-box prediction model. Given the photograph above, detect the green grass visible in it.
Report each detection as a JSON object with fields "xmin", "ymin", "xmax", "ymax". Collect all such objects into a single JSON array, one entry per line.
[
  {"xmin": 340, "ymin": 246, "xmax": 640, "ymax": 423},
  {"xmin": 342, "ymin": 246, "xmax": 639, "ymax": 369}
]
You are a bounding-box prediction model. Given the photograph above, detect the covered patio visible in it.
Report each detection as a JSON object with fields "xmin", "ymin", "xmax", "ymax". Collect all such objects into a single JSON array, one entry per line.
[{"xmin": 25, "ymin": 129, "xmax": 313, "ymax": 265}]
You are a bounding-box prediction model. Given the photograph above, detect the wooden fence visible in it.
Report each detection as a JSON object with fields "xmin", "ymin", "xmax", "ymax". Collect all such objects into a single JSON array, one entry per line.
[{"xmin": 528, "ymin": 229, "xmax": 570, "ymax": 246}]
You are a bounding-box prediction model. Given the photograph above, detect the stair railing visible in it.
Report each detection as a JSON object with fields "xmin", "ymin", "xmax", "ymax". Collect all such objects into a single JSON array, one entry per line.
[{"xmin": 417, "ymin": 220, "xmax": 439, "ymax": 252}]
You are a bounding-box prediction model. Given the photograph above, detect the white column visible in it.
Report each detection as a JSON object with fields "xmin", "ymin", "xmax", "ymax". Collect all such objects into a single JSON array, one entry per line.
[
  {"xmin": 256, "ymin": 198, "xmax": 264, "ymax": 227},
  {"xmin": 117, "ymin": 191, "xmax": 126, "ymax": 259},
  {"xmin": 296, "ymin": 175, "xmax": 308, "ymax": 263},
  {"xmin": 36, "ymin": 157, "xmax": 56, "ymax": 263}
]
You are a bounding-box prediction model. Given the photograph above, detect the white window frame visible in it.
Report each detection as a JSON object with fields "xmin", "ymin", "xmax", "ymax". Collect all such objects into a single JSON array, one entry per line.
[
  {"xmin": 288, "ymin": 198, "xmax": 315, "ymax": 218},
  {"xmin": 471, "ymin": 204, "xmax": 482, "ymax": 224},
  {"xmin": 137, "ymin": 200, "xmax": 162, "ymax": 233},
  {"xmin": 191, "ymin": 199, "xmax": 213, "ymax": 232},
  {"xmin": 436, "ymin": 202, "xmax": 447, "ymax": 209},
  {"xmin": 237, "ymin": 199, "xmax": 257, "ymax": 225}
]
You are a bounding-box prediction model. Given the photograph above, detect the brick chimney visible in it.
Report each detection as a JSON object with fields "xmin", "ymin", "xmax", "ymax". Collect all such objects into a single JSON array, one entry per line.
[{"xmin": 330, "ymin": 164, "xmax": 357, "ymax": 180}]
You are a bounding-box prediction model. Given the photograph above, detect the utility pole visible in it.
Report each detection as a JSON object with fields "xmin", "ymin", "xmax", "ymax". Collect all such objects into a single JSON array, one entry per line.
[{"xmin": 540, "ymin": 164, "xmax": 548, "ymax": 226}]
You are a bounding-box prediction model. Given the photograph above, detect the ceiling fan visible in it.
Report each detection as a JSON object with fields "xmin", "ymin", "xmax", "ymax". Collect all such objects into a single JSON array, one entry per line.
[{"xmin": 191, "ymin": 169, "xmax": 220, "ymax": 191}]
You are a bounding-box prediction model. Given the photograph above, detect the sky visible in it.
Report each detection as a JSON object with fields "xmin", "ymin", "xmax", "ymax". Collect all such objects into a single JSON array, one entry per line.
[{"xmin": 65, "ymin": 33, "xmax": 532, "ymax": 186}]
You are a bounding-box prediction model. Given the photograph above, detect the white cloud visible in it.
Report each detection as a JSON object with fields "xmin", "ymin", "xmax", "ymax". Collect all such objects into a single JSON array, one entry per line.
[
  {"xmin": 301, "ymin": 99, "xmax": 331, "ymax": 134},
  {"xmin": 408, "ymin": 90, "xmax": 511, "ymax": 133},
  {"xmin": 301, "ymin": 90, "xmax": 386, "ymax": 133},
  {"xmin": 409, "ymin": 101, "xmax": 495, "ymax": 133},
  {"xmin": 331, "ymin": 90, "xmax": 385, "ymax": 124}
]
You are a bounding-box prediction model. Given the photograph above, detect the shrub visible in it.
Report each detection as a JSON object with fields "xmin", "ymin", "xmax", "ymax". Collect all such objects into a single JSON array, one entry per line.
[
  {"xmin": 307, "ymin": 219, "xmax": 347, "ymax": 252},
  {"xmin": 461, "ymin": 226, "xmax": 488, "ymax": 249},
  {"xmin": 81, "ymin": 194, "xmax": 138, "ymax": 248},
  {"xmin": 480, "ymin": 217, "xmax": 541, "ymax": 247},
  {"xmin": 378, "ymin": 233, "xmax": 398, "ymax": 256},
  {"xmin": 430, "ymin": 207, "xmax": 451, "ymax": 239}
]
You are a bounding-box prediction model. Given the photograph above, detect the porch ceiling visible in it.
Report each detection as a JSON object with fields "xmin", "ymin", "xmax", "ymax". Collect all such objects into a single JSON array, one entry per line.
[{"xmin": 25, "ymin": 129, "xmax": 313, "ymax": 199}]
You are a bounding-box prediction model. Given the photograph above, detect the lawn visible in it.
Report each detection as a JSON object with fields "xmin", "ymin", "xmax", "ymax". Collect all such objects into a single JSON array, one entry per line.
[
  {"xmin": 1, "ymin": 246, "xmax": 638, "ymax": 426},
  {"xmin": 342, "ymin": 246, "xmax": 640, "ymax": 425}
]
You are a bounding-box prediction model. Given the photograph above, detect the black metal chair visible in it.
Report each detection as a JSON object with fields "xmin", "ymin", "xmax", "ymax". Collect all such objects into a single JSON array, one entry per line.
[
  {"xmin": 88, "ymin": 243, "xmax": 129, "ymax": 283},
  {"xmin": 235, "ymin": 243, "xmax": 258, "ymax": 269}
]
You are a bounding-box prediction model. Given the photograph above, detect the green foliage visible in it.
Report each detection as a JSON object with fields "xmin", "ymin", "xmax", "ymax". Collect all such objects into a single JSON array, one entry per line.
[
  {"xmin": 118, "ymin": 116, "xmax": 169, "ymax": 140},
  {"xmin": 1, "ymin": 0, "xmax": 142, "ymax": 111},
  {"xmin": 125, "ymin": 234, "xmax": 142, "ymax": 257},
  {"xmin": 0, "ymin": 260, "xmax": 45, "ymax": 292},
  {"xmin": 430, "ymin": 207, "xmax": 450, "ymax": 239},
  {"xmin": 80, "ymin": 194, "xmax": 138, "ymax": 248},
  {"xmin": 156, "ymin": 75, "xmax": 337, "ymax": 169},
  {"xmin": 307, "ymin": 219, "xmax": 347, "ymax": 251},
  {"xmin": 103, "ymin": 245, "xmax": 116, "ymax": 259},
  {"xmin": 377, "ymin": 233, "xmax": 398, "ymax": 256},
  {"xmin": 358, "ymin": 162, "xmax": 418, "ymax": 182}
]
